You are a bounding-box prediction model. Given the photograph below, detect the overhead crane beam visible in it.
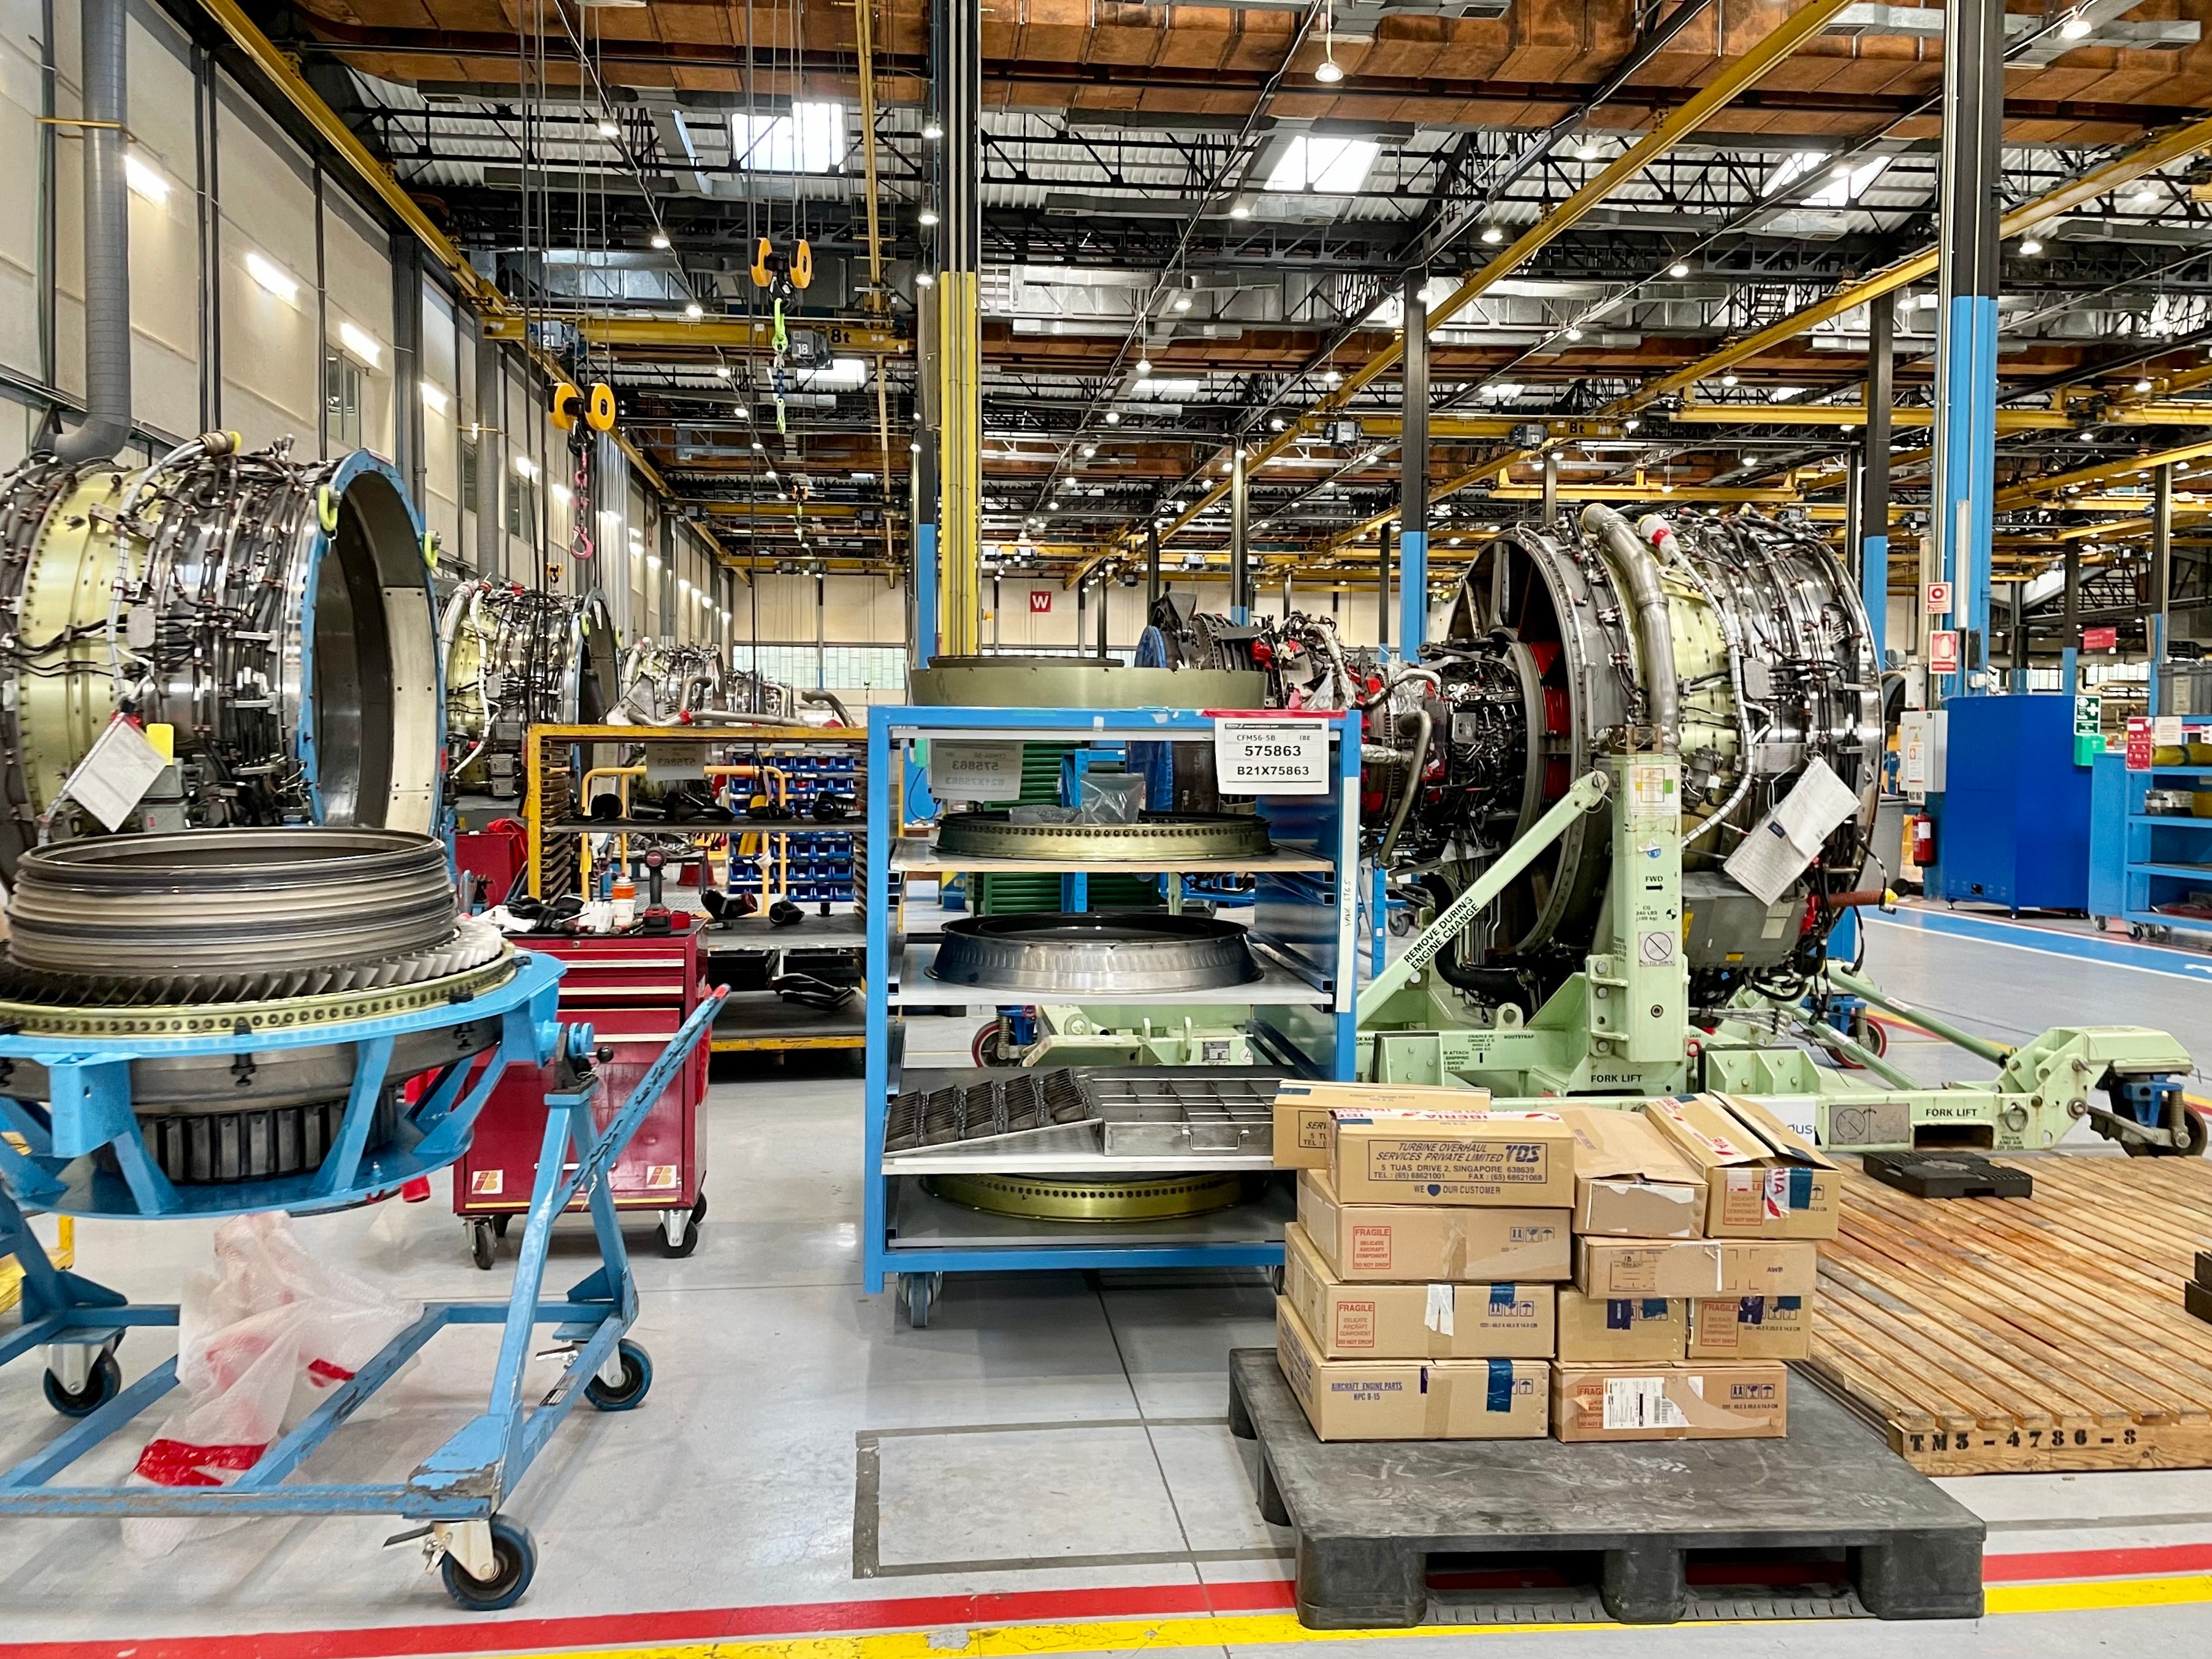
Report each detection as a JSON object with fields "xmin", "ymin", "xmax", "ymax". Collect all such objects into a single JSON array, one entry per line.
[
  {"xmin": 1067, "ymin": 0, "xmax": 1860, "ymax": 588},
  {"xmin": 480, "ymin": 315, "xmax": 910, "ymax": 356},
  {"xmin": 1993, "ymin": 437, "xmax": 2212, "ymax": 510}
]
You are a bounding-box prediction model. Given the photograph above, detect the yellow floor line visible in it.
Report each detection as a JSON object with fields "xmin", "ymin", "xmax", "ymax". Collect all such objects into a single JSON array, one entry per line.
[{"xmin": 465, "ymin": 1574, "xmax": 2212, "ymax": 1659}]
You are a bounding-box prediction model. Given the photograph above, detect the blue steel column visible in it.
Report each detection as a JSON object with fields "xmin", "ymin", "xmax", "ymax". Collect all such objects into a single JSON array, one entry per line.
[
  {"xmin": 1861, "ymin": 292, "xmax": 1893, "ymax": 666},
  {"xmin": 1932, "ymin": 0, "xmax": 2004, "ymax": 687},
  {"xmin": 1399, "ymin": 270, "xmax": 1430, "ymax": 652},
  {"xmin": 1230, "ymin": 446, "xmax": 1250, "ymax": 624}
]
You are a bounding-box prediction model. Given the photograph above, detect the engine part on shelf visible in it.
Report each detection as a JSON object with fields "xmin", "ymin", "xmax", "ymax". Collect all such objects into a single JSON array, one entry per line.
[
  {"xmin": 920, "ymin": 1170, "xmax": 1246, "ymax": 1222},
  {"xmin": 0, "ymin": 441, "xmax": 441, "ymax": 872},
  {"xmin": 0, "ymin": 826, "xmax": 523, "ymax": 1189},
  {"xmin": 907, "ymin": 653, "xmax": 1266, "ymax": 709},
  {"xmin": 933, "ymin": 809, "xmax": 1272, "ymax": 864},
  {"xmin": 884, "ymin": 1067, "xmax": 1284, "ymax": 1162},
  {"xmin": 928, "ymin": 912, "xmax": 1260, "ymax": 993},
  {"xmin": 441, "ymin": 582, "xmax": 619, "ymax": 798}
]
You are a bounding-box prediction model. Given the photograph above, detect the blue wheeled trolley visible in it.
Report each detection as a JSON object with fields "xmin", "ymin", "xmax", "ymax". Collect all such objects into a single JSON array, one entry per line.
[
  {"xmin": 0, "ymin": 947, "xmax": 726, "ymax": 1611},
  {"xmin": 2111, "ymin": 712, "xmax": 2212, "ymax": 947},
  {"xmin": 864, "ymin": 704, "xmax": 1362, "ymax": 1326}
]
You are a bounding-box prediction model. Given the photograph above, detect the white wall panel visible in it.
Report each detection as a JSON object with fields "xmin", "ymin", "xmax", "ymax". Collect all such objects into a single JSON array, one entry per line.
[
  {"xmin": 0, "ymin": 0, "xmax": 47, "ymax": 385},
  {"xmin": 215, "ymin": 78, "xmax": 316, "ymax": 450}
]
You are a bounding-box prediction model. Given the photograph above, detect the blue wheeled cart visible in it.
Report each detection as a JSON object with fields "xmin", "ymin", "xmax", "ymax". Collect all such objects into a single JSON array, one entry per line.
[
  {"xmin": 864, "ymin": 704, "xmax": 1361, "ymax": 1326},
  {"xmin": 2110, "ymin": 712, "xmax": 2212, "ymax": 946},
  {"xmin": 0, "ymin": 948, "xmax": 726, "ymax": 1611}
]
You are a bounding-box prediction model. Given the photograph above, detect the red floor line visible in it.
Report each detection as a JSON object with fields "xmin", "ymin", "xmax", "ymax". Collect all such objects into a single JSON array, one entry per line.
[{"xmin": 6, "ymin": 1539, "xmax": 2211, "ymax": 1659}]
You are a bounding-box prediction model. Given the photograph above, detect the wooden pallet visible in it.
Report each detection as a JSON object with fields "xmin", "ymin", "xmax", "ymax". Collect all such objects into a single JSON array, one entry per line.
[{"xmin": 1808, "ymin": 1155, "xmax": 2212, "ymax": 1476}]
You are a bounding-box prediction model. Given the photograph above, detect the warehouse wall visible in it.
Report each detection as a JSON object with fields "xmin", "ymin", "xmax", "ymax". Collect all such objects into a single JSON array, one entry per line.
[{"xmin": 0, "ymin": 0, "xmax": 722, "ymax": 650}]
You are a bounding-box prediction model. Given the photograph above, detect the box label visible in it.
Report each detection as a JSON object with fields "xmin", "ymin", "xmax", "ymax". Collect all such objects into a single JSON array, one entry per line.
[
  {"xmin": 1424, "ymin": 1284, "xmax": 1455, "ymax": 1336},
  {"xmin": 929, "ymin": 740, "xmax": 1025, "ymax": 800},
  {"xmin": 1365, "ymin": 1137, "xmax": 1552, "ymax": 1192},
  {"xmin": 1335, "ymin": 1301, "xmax": 1377, "ymax": 1349},
  {"xmin": 1603, "ymin": 1376, "xmax": 1689, "ymax": 1431},
  {"xmin": 1351, "ymin": 1224, "xmax": 1394, "ymax": 1273}
]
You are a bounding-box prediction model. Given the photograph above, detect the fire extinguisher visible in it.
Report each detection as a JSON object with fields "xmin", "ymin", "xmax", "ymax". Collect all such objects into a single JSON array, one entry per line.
[{"xmin": 1911, "ymin": 814, "xmax": 1937, "ymax": 868}]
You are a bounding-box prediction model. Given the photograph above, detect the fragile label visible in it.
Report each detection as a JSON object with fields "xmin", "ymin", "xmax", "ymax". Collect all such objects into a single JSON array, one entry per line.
[
  {"xmin": 1335, "ymin": 1301, "xmax": 1378, "ymax": 1349},
  {"xmin": 1213, "ymin": 719, "xmax": 1329, "ymax": 796},
  {"xmin": 1350, "ymin": 1224, "xmax": 1395, "ymax": 1272},
  {"xmin": 1603, "ymin": 1376, "xmax": 1690, "ymax": 1431}
]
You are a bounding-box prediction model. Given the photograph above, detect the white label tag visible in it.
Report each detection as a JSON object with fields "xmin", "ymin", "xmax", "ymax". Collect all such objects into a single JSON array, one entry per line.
[
  {"xmin": 58, "ymin": 715, "xmax": 168, "ymax": 833},
  {"xmin": 1603, "ymin": 1376, "xmax": 1690, "ymax": 1430},
  {"xmin": 929, "ymin": 740, "xmax": 1026, "ymax": 802},
  {"xmin": 1213, "ymin": 719, "xmax": 1329, "ymax": 796},
  {"xmin": 1424, "ymin": 1283, "xmax": 1455, "ymax": 1336},
  {"xmin": 1768, "ymin": 1094, "xmax": 1820, "ymax": 1143},
  {"xmin": 2154, "ymin": 715, "xmax": 2186, "ymax": 746}
]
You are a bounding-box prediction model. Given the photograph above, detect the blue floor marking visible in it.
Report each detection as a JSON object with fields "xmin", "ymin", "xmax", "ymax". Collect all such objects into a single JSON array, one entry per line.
[{"xmin": 1866, "ymin": 907, "xmax": 2212, "ymax": 983}]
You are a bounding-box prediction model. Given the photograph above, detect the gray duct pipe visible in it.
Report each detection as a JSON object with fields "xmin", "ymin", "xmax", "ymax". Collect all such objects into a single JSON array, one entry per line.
[
  {"xmin": 53, "ymin": 0, "xmax": 132, "ymax": 465},
  {"xmin": 1579, "ymin": 502, "xmax": 1679, "ymax": 749}
]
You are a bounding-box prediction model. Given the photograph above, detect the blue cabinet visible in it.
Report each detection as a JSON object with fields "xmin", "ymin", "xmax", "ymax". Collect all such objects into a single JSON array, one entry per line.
[{"xmin": 1927, "ymin": 694, "xmax": 2095, "ymax": 912}]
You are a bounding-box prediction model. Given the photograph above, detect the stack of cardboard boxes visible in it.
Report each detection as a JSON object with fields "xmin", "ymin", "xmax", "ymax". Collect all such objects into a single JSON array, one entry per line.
[
  {"xmin": 1272, "ymin": 1082, "xmax": 1571, "ymax": 1441},
  {"xmin": 1270, "ymin": 1083, "xmax": 1840, "ymax": 1446}
]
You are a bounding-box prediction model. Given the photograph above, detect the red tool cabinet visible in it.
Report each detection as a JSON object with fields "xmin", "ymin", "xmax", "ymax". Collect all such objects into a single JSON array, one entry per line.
[{"xmin": 453, "ymin": 918, "xmax": 711, "ymax": 1267}]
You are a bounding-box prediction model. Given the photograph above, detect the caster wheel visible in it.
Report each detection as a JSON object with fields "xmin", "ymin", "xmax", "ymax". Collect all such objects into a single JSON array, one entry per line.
[
  {"xmin": 43, "ymin": 1352, "xmax": 121, "ymax": 1418},
  {"xmin": 583, "ymin": 1338, "xmax": 654, "ymax": 1411},
  {"xmin": 2130, "ymin": 924, "xmax": 2146, "ymax": 942},
  {"xmin": 660, "ymin": 1197, "xmax": 704, "ymax": 1259},
  {"xmin": 2130, "ymin": 1105, "xmax": 2210, "ymax": 1158},
  {"xmin": 2093, "ymin": 916, "xmax": 2110, "ymax": 932},
  {"xmin": 491, "ymin": 1213, "xmax": 511, "ymax": 1240},
  {"xmin": 439, "ymin": 1515, "xmax": 537, "ymax": 1612},
  {"xmin": 902, "ymin": 1272, "xmax": 940, "ymax": 1328},
  {"xmin": 468, "ymin": 1220, "xmax": 496, "ymax": 1271},
  {"xmin": 1851, "ymin": 1015, "xmax": 1887, "ymax": 1059},
  {"xmin": 1387, "ymin": 910, "xmax": 1414, "ymax": 937},
  {"xmin": 972, "ymin": 1021, "xmax": 1012, "ymax": 1067}
]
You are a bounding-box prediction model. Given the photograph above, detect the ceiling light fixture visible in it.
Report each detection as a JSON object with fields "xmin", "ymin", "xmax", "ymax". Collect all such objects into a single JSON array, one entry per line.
[
  {"xmin": 2019, "ymin": 236, "xmax": 2043, "ymax": 255},
  {"xmin": 1105, "ymin": 410, "xmax": 1121, "ymax": 424},
  {"xmin": 1721, "ymin": 372, "xmax": 1739, "ymax": 387},
  {"xmin": 597, "ymin": 117, "xmax": 619, "ymax": 138},
  {"xmin": 685, "ymin": 301, "xmax": 704, "ymax": 319},
  {"xmin": 1565, "ymin": 326, "xmax": 1583, "ymax": 341},
  {"xmin": 1314, "ymin": 0, "xmax": 1344, "ymax": 82},
  {"xmin": 1322, "ymin": 368, "xmax": 1342, "ymax": 387},
  {"xmin": 1229, "ymin": 203, "xmax": 1251, "ymax": 220},
  {"xmin": 918, "ymin": 208, "xmax": 940, "ymax": 227},
  {"xmin": 2135, "ymin": 378, "xmax": 2154, "ymax": 393},
  {"xmin": 916, "ymin": 271, "xmax": 934, "ymax": 288},
  {"xmin": 2060, "ymin": 10, "xmax": 2092, "ymax": 40},
  {"xmin": 1480, "ymin": 226, "xmax": 1503, "ymax": 245},
  {"xmin": 650, "ymin": 231, "xmax": 671, "ymax": 250},
  {"xmin": 1668, "ymin": 261, "xmax": 1690, "ymax": 278},
  {"xmin": 1135, "ymin": 357, "xmax": 1153, "ymax": 376},
  {"xmin": 1173, "ymin": 296, "xmax": 1192, "ymax": 312},
  {"xmin": 922, "ymin": 120, "xmax": 944, "ymax": 140}
]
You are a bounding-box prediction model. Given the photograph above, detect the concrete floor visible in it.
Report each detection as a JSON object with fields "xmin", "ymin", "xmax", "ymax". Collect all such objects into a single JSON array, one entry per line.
[{"xmin": 1, "ymin": 918, "xmax": 2210, "ymax": 1657}]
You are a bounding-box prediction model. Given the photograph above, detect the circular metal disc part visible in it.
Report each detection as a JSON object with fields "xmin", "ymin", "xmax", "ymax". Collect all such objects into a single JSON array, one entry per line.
[
  {"xmin": 934, "ymin": 810, "xmax": 1272, "ymax": 864},
  {"xmin": 928, "ymin": 911, "xmax": 1259, "ymax": 994},
  {"xmin": 1, "ymin": 828, "xmax": 499, "ymax": 1005},
  {"xmin": 922, "ymin": 1170, "xmax": 1246, "ymax": 1222}
]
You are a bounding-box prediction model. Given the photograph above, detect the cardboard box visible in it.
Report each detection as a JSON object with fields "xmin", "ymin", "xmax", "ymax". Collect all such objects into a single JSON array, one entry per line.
[
  {"xmin": 1641, "ymin": 1094, "xmax": 1841, "ymax": 1240},
  {"xmin": 1551, "ymin": 1362, "xmax": 1788, "ymax": 1442},
  {"xmin": 1576, "ymin": 1236, "xmax": 1819, "ymax": 1300},
  {"xmin": 1297, "ymin": 1170, "xmax": 1572, "ymax": 1283},
  {"xmin": 1556, "ymin": 1287, "xmax": 1688, "ymax": 1363},
  {"xmin": 1273, "ymin": 1081, "xmax": 1492, "ymax": 1170},
  {"xmin": 1557, "ymin": 1107, "xmax": 1709, "ymax": 1239},
  {"xmin": 1688, "ymin": 1295, "xmax": 1813, "ymax": 1360},
  {"xmin": 1327, "ymin": 1108, "xmax": 1575, "ymax": 1208},
  {"xmin": 1277, "ymin": 1298, "xmax": 1549, "ymax": 1441},
  {"xmin": 1283, "ymin": 1222, "xmax": 1556, "ymax": 1359}
]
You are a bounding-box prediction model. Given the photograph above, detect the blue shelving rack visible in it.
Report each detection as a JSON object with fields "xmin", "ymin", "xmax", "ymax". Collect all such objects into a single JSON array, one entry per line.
[
  {"xmin": 2113, "ymin": 713, "xmax": 2212, "ymax": 945},
  {"xmin": 862, "ymin": 704, "xmax": 1360, "ymax": 1311}
]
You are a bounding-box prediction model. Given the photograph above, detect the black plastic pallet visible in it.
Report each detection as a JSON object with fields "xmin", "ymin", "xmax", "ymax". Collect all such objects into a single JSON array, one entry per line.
[
  {"xmin": 1858, "ymin": 1150, "xmax": 2033, "ymax": 1200},
  {"xmin": 2195, "ymin": 1249, "xmax": 2212, "ymax": 1291},
  {"xmin": 2188, "ymin": 1281, "xmax": 2212, "ymax": 1325},
  {"xmin": 1226, "ymin": 1349, "xmax": 1984, "ymax": 1629}
]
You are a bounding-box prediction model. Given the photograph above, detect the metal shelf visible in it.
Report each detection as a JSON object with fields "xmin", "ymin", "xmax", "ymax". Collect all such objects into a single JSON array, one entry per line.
[
  {"xmin": 2127, "ymin": 814, "xmax": 2212, "ymax": 829},
  {"xmin": 889, "ymin": 836, "xmax": 1330, "ymax": 877},
  {"xmin": 2132, "ymin": 861, "xmax": 2212, "ymax": 880},
  {"xmin": 888, "ymin": 937, "xmax": 1335, "ymax": 1007}
]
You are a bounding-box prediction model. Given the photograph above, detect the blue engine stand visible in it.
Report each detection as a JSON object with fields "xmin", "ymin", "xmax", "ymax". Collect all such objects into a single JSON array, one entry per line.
[{"xmin": 0, "ymin": 956, "xmax": 727, "ymax": 1611}]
